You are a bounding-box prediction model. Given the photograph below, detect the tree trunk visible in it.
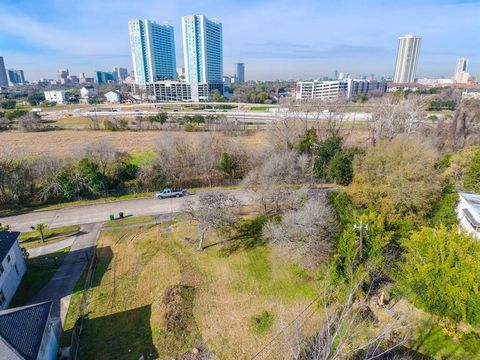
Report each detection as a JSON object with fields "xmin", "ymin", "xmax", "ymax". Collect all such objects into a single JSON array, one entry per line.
[{"xmin": 40, "ymin": 229, "xmax": 45, "ymax": 243}]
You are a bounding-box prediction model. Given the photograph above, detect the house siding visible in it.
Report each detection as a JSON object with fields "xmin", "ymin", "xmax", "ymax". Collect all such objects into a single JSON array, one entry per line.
[{"xmin": 0, "ymin": 242, "xmax": 27, "ymax": 310}]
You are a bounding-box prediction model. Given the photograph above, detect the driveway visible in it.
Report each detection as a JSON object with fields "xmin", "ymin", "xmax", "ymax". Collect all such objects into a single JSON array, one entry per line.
[
  {"xmin": 2, "ymin": 191, "xmax": 253, "ymax": 232},
  {"xmin": 28, "ymin": 222, "xmax": 102, "ymax": 338}
]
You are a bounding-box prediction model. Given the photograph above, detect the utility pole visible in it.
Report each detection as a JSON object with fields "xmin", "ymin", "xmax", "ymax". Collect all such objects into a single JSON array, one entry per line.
[{"xmin": 353, "ymin": 220, "xmax": 368, "ymax": 259}]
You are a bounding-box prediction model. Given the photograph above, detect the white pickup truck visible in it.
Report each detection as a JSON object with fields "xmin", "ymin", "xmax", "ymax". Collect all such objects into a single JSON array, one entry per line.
[{"xmin": 155, "ymin": 188, "xmax": 187, "ymax": 199}]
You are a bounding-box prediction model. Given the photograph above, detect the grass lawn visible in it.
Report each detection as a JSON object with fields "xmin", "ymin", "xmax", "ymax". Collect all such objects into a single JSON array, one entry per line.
[
  {"xmin": 78, "ymin": 218, "xmax": 321, "ymax": 359},
  {"xmin": 19, "ymin": 225, "xmax": 80, "ymax": 249},
  {"xmin": 250, "ymin": 106, "xmax": 271, "ymax": 111},
  {"xmin": 53, "ymin": 116, "xmax": 93, "ymax": 128},
  {"xmin": 9, "ymin": 247, "xmax": 71, "ymax": 307},
  {"xmin": 103, "ymin": 215, "xmax": 156, "ymax": 228},
  {"xmin": 130, "ymin": 150, "xmax": 157, "ymax": 167}
]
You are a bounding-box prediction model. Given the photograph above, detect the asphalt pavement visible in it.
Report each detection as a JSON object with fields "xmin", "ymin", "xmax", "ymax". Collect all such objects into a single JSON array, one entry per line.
[{"xmin": 2, "ymin": 191, "xmax": 252, "ymax": 232}]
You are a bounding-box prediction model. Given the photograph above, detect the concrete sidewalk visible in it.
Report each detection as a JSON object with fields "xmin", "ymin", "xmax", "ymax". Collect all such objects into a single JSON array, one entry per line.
[{"xmin": 27, "ymin": 231, "xmax": 80, "ymax": 258}]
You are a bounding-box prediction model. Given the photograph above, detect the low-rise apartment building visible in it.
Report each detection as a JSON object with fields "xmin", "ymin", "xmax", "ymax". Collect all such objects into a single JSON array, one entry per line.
[{"xmin": 296, "ymin": 79, "xmax": 387, "ymax": 100}]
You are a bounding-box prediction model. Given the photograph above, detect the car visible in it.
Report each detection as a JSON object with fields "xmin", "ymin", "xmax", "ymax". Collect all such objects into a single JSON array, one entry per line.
[{"xmin": 155, "ymin": 188, "xmax": 187, "ymax": 199}]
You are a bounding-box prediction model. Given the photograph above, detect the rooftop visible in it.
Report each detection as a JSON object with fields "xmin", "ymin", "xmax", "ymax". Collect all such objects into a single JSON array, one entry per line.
[
  {"xmin": 460, "ymin": 192, "xmax": 480, "ymax": 216},
  {"xmin": 0, "ymin": 232, "xmax": 20, "ymax": 262},
  {"xmin": 0, "ymin": 302, "xmax": 53, "ymax": 360}
]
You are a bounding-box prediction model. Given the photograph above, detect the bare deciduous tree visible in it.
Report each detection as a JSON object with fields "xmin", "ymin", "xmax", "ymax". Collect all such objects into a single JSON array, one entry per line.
[
  {"xmin": 367, "ymin": 95, "xmax": 428, "ymax": 146},
  {"xmin": 83, "ymin": 141, "xmax": 119, "ymax": 176},
  {"xmin": 263, "ymin": 196, "xmax": 339, "ymax": 267},
  {"xmin": 242, "ymin": 150, "xmax": 311, "ymax": 213},
  {"xmin": 183, "ymin": 192, "xmax": 241, "ymax": 251}
]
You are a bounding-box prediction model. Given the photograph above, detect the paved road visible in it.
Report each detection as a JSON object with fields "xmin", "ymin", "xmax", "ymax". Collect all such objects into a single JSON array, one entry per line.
[
  {"xmin": 3, "ymin": 191, "xmax": 253, "ymax": 232},
  {"xmin": 28, "ymin": 222, "xmax": 102, "ymax": 338}
]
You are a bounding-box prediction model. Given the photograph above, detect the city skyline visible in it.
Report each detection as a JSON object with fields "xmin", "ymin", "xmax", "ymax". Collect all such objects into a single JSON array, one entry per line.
[{"xmin": 1, "ymin": 0, "xmax": 480, "ymax": 80}]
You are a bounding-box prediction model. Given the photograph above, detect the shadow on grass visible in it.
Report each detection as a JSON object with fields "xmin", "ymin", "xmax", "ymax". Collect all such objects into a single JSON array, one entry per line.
[
  {"xmin": 20, "ymin": 228, "xmax": 83, "ymax": 245},
  {"xmin": 410, "ymin": 320, "xmax": 462, "ymax": 359},
  {"xmin": 91, "ymin": 246, "xmax": 114, "ymax": 289},
  {"xmin": 217, "ymin": 215, "xmax": 269, "ymax": 256},
  {"xmin": 79, "ymin": 305, "xmax": 159, "ymax": 360}
]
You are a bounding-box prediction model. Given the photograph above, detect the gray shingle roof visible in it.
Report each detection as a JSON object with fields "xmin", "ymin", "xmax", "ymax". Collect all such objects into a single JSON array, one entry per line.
[
  {"xmin": 0, "ymin": 232, "xmax": 20, "ymax": 263},
  {"xmin": 0, "ymin": 302, "xmax": 53, "ymax": 360}
]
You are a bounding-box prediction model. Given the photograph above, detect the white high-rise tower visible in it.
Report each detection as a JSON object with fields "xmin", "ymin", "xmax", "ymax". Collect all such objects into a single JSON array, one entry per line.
[
  {"xmin": 0, "ymin": 57, "xmax": 8, "ymax": 88},
  {"xmin": 454, "ymin": 58, "xmax": 470, "ymax": 84},
  {"xmin": 181, "ymin": 15, "xmax": 223, "ymax": 85},
  {"xmin": 393, "ymin": 34, "xmax": 421, "ymax": 83}
]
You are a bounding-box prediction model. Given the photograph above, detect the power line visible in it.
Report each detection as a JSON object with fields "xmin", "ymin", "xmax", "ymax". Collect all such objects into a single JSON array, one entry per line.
[{"xmin": 250, "ymin": 294, "xmax": 322, "ymax": 360}]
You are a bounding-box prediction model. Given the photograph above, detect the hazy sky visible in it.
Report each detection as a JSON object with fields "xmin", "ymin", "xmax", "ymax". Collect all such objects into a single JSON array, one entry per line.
[{"xmin": 1, "ymin": 0, "xmax": 479, "ymax": 81}]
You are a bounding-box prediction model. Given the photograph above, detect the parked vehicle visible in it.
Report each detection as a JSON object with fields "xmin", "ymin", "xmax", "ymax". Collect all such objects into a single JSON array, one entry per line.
[{"xmin": 155, "ymin": 188, "xmax": 187, "ymax": 199}]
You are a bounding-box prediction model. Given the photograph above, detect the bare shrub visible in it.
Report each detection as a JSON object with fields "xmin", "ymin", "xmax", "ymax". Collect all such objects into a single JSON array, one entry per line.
[
  {"xmin": 17, "ymin": 112, "xmax": 43, "ymax": 132},
  {"xmin": 263, "ymin": 196, "xmax": 339, "ymax": 267},
  {"xmin": 242, "ymin": 150, "xmax": 311, "ymax": 213}
]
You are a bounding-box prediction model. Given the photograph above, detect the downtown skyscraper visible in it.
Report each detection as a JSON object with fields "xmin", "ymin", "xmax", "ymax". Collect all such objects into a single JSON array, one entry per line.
[
  {"xmin": 181, "ymin": 15, "xmax": 223, "ymax": 85},
  {"xmin": 128, "ymin": 19, "xmax": 177, "ymax": 85},
  {"xmin": 393, "ymin": 34, "xmax": 421, "ymax": 83}
]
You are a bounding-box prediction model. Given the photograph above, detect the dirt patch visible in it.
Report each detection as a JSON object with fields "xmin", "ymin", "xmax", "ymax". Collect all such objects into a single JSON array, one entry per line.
[{"xmin": 162, "ymin": 285, "xmax": 197, "ymax": 333}]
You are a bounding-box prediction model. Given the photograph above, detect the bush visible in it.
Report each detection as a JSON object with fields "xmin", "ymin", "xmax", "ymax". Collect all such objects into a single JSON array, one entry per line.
[
  {"xmin": 326, "ymin": 148, "xmax": 361, "ymax": 185},
  {"xmin": 349, "ymin": 137, "xmax": 442, "ymax": 223},
  {"xmin": 400, "ymin": 226, "xmax": 480, "ymax": 325},
  {"xmin": 428, "ymin": 183, "xmax": 458, "ymax": 228},
  {"xmin": 0, "ymin": 100, "xmax": 16, "ymax": 110},
  {"xmin": 463, "ymin": 150, "xmax": 480, "ymax": 192},
  {"xmin": 313, "ymin": 135, "xmax": 343, "ymax": 180},
  {"xmin": 250, "ymin": 311, "xmax": 274, "ymax": 334}
]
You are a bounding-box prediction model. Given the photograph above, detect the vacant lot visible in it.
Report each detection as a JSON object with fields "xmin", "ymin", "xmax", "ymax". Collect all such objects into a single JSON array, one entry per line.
[
  {"xmin": 77, "ymin": 220, "xmax": 321, "ymax": 359},
  {"xmin": 0, "ymin": 130, "xmax": 268, "ymax": 156}
]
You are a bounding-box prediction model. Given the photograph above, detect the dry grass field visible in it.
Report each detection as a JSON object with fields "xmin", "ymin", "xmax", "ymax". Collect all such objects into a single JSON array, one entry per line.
[
  {"xmin": 0, "ymin": 130, "xmax": 269, "ymax": 157},
  {"xmin": 75, "ymin": 219, "xmax": 323, "ymax": 360}
]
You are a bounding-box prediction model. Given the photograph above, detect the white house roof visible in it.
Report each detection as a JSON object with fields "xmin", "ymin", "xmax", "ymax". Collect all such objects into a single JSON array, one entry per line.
[{"xmin": 459, "ymin": 193, "xmax": 480, "ymax": 215}]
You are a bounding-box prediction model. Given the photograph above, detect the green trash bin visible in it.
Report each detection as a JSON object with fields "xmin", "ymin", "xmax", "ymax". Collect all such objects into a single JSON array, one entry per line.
[{"xmin": 109, "ymin": 214, "xmax": 115, "ymax": 221}]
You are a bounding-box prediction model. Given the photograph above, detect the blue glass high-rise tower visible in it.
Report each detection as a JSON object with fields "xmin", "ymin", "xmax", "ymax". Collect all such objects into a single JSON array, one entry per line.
[
  {"xmin": 128, "ymin": 19, "xmax": 177, "ymax": 84},
  {"xmin": 181, "ymin": 15, "xmax": 223, "ymax": 85}
]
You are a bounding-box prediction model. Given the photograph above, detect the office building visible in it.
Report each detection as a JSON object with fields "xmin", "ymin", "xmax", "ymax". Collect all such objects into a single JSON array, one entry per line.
[
  {"xmin": 7, "ymin": 70, "xmax": 25, "ymax": 85},
  {"xmin": 454, "ymin": 58, "xmax": 471, "ymax": 84},
  {"xmin": 182, "ymin": 15, "xmax": 223, "ymax": 85},
  {"xmin": 128, "ymin": 19, "xmax": 177, "ymax": 84},
  {"xmin": 114, "ymin": 67, "xmax": 129, "ymax": 81},
  {"xmin": 393, "ymin": 34, "xmax": 421, "ymax": 83},
  {"xmin": 296, "ymin": 79, "xmax": 387, "ymax": 100},
  {"xmin": 235, "ymin": 63, "xmax": 245, "ymax": 83},
  {"xmin": 0, "ymin": 57, "xmax": 8, "ymax": 87},
  {"xmin": 95, "ymin": 71, "xmax": 117, "ymax": 84},
  {"xmin": 57, "ymin": 69, "xmax": 69, "ymax": 84}
]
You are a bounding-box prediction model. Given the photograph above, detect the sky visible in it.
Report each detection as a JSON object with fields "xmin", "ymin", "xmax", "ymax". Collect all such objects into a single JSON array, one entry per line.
[{"xmin": 0, "ymin": 0, "xmax": 479, "ymax": 81}]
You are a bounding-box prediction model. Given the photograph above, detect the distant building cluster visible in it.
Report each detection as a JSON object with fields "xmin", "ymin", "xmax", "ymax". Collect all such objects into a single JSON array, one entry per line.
[{"xmin": 128, "ymin": 15, "xmax": 245, "ymax": 102}]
